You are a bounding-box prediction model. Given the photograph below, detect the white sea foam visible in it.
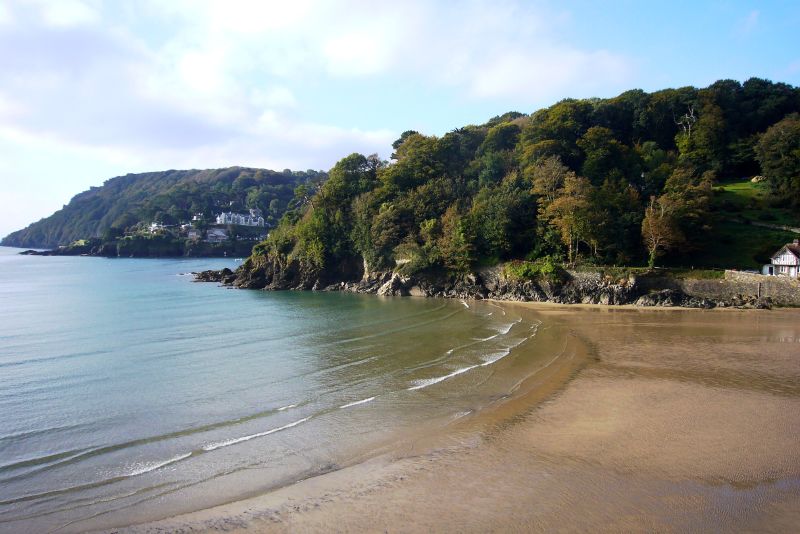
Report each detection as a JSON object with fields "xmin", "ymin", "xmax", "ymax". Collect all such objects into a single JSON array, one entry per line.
[
  {"xmin": 277, "ymin": 404, "xmax": 297, "ymax": 411},
  {"xmin": 480, "ymin": 349, "xmax": 511, "ymax": 366},
  {"xmin": 203, "ymin": 417, "xmax": 311, "ymax": 451},
  {"xmin": 407, "ymin": 365, "xmax": 479, "ymax": 391},
  {"xmin": 487, "ymin": 303, "xmax": 506, "ymax": 316},
  {"xmin": 495, "ymin": 320, "xmax": 518, "ymax": 336},
  {"xmin": 339, "ymin": 396, "xmax": 376, "ymax": 409},
  {"xmin": 451, "ymin": 410, "xmax": 473, "ymax": 421},
  {"xmin": 446, "ymin": 331, "xmax": 502, "ymax": 357},
  {"xmin": 127, "ymin": 452, "xmax": 191, "ymax": 477}
]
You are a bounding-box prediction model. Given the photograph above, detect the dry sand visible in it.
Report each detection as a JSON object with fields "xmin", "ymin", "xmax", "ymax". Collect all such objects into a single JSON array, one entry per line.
[{"xmin": 121, "ymin": 305, "xmax": 800, "ymax": 533}]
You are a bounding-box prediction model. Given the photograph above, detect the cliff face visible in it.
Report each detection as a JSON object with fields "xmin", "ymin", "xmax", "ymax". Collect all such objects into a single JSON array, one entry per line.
[{"xmin": 198, "ymin": 257, "xmax": 777, "ymax": 309}]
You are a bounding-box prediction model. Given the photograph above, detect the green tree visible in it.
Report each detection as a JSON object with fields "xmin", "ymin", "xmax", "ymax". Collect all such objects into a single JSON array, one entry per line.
[
  {"xmin": 391, "ymin": 130, "xmax": 420, "ymax": 159},
  {"xmin": 544, "ymin": 174, "xmax": 594, "ymax": 264},
  {"xmin": 755, "ymin": 113, "xmax": 800, "ymax": 206},
  {"xmin": 437, "ymin": 205, "xmax": 474, "ymax": 272},
  {"xmin": 577, "ymin": 126, "xmax": 635, "ymax": 185},
  {"xmin": 529, "ymin": 156, "xmax": 574, "ymax": 216}
]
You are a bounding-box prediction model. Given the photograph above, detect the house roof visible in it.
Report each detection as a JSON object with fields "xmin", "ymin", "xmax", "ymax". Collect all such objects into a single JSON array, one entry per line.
[{"xmin": 772, "ymin": 242, "xmax": 800, "ymax": 260}]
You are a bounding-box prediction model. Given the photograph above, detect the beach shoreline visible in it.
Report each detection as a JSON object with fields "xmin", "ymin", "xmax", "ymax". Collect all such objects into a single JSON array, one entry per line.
[{"xmin": 115, "ymin": 302, "xmax": 800, "ymax": 533}]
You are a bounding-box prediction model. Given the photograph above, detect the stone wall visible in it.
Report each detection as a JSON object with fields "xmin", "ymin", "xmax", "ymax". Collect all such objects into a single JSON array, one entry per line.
[
  {"xmin": 636, "ymin": 270, "xmax": 800, "ymax": 307},
  {"xmin": 664, "ymin": 271, "xmax": 800, "ymax": 306},
  {"xmin": 711, "ymin": 270, "xmax": 800, "ymax": 307}
]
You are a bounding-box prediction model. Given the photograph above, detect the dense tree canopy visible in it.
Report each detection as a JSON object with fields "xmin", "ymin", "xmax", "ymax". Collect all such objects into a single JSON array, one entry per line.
[
  {"xmin": 250, "ymin": 78, "xmax": 799, "ymax": 277},
  {"xmin": 755, "ymin": 113, "xmax": 800, "ymax": 207}
]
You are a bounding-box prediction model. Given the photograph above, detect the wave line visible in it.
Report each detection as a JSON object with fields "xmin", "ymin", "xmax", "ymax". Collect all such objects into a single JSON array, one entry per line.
[
  {"xmin": 407, "ymin": 365, "xmax": 479, "ymax": 391},
  {"xmin": 202, "ymin": 417, "xmax": 311, "ymax": 452},
  {"xmin": 339, "ymin": 396, "xmax": 376, "ymax": 409}
]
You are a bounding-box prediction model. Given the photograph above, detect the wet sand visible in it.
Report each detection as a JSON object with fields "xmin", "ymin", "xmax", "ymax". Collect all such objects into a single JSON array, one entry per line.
[{"xmin": 122, "ymin": 305, "xmax": 800, "ymax": 533}]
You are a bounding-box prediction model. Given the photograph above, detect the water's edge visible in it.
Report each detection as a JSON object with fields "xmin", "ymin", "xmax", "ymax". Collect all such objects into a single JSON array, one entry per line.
[
  {"xmin": 196, "ymin": 264, "xmax": 777, "ymax": 309},
  {"xmin": 113, "ymin": 301, "xmax": 594, "ymax": 533}
]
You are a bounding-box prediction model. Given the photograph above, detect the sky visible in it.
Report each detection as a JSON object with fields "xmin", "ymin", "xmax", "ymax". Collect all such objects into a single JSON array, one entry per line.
[{"xmin": 0, "ymin": 0, "xmax": 799, "ymax": 239}]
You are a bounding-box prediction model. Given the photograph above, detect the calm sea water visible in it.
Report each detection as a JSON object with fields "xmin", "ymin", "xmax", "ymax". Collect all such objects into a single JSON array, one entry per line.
[{"xmin": 0, "ymin": 247, "xmax": 555, "ymax": 532}]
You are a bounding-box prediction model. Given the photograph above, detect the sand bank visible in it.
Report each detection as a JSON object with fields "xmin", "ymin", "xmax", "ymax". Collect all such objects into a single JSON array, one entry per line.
[{"xmin": 121, "ymin": 305, "xmax": 800, "ymax": 533}]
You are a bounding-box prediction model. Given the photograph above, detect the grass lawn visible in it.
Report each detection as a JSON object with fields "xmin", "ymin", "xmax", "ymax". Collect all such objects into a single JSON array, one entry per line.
[{"xmin": 713, "ymin": 179, "xmax": 799, "ymax": 227}]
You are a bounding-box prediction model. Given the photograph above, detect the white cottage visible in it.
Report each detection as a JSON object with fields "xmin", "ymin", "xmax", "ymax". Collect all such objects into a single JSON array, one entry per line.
[
  {"xmin": 215, "ymin": 209, "xmax": 265, "ymax": 227},
  {"xmin": 763, "ymin": 239, "xmax": 800, "ymax": 278}
]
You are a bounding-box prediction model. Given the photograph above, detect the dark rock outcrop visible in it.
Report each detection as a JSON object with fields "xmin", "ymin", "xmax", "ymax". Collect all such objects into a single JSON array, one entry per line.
[
  {"xmin": 193, "ymin": 268, "xmax": 235, "ymax": 283},
  {"xmin": 194, "ymin": 257, "xmax": 775, "ymax": 310}
]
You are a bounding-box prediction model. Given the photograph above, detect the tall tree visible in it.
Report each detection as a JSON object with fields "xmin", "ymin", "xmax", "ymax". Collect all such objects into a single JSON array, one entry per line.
[
  {"xmin": 641, "ymin": 196, "xmax": 682, "ymax": 268},
  {"xmin": 529, "ymin": 155, "xmax": 574, "ymax": 214},
  {"xmin": 544, "ymin": 175, "xmax": 594, "ymax": 264}
]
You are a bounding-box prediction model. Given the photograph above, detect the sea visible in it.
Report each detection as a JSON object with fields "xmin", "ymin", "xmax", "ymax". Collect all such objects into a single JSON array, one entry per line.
[{"xmin": 0, "ymin": 247, "xmax": 560, "ymax": 532}]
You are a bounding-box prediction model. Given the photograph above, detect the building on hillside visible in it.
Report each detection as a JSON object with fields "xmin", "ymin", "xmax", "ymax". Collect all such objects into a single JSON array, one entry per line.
[
  {"xmin": 206, "ymin": 228, "xmax": 228, "ymax": 243},
  {"xmin": 215, "ymin": 208, "xmax": 265, "ymax": 227},
  {"xmin": 762, "ymin": 239, "xmax": 800, "ymax": 278},
  {"xmin": 148, "ymin": 222, "xmax": 166, "ymax": 233},
  {"xmin": 187, "ymin": 228, "xmax": 202, "ymax": 240}
]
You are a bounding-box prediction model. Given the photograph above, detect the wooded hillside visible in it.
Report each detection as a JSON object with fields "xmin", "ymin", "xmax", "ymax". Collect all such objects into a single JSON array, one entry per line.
[
  {"xmin": 251, "ymin": 78, "xmax": 799, "ymax": 282},
  {"xmin": 2, "ymin": 167, "xmax": 324, "ymax": 249}
]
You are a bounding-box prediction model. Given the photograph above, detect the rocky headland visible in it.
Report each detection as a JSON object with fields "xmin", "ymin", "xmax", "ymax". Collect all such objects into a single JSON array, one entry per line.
[{"xmin": 194, "ymin": 259, "xmax": 781, "ymax": 309}]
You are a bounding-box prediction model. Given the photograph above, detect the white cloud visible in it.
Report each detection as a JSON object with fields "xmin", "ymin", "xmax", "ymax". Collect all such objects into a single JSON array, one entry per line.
[
  {"xmin": 0, "ymin": 3, "xmax": 13, "ymax": 25},
  {"xmin": 466, "ymin": 48, "xmax": 632, "ymax": 100},
  {"xmin": 36, "ymin": 0, "xmax": 100, "ymax": 27},
  {"xmin": 0, "ymin": 0, "xmax": 638, "ymax": 235},
  {"xmin": 323, "ymin": 30, "xmax": 394, "ymax": 76},
  {"xmin": 0, "ymin": 0, "xmax": 635, "ymax": 158},
  {"xmin": 253, "ymin": 86, "xmax": 297, "ymax": 109}
]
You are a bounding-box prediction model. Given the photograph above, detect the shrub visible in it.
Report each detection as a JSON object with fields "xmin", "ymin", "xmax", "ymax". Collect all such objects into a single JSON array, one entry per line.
[{"xmin": 503, "ymin": 256, "xmax": 566, "ymax": 283}]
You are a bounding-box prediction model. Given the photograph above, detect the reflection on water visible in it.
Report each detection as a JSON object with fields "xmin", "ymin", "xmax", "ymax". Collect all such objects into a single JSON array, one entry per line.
[{"xmin": 0, "ymin": 249, "xmax": 565, "ymax": 532}]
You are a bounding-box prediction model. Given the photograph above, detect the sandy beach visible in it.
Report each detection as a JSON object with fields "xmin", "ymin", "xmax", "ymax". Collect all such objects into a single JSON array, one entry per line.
[{"xmin": 121, "ymin": 304, "xmax": 800, "ymax": 533}]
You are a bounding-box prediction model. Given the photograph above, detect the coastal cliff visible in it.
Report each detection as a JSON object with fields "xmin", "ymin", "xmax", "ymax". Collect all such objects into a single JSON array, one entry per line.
[{"xmin": 195, "ymin": 259, "xmax": 784, "ymax": 309}]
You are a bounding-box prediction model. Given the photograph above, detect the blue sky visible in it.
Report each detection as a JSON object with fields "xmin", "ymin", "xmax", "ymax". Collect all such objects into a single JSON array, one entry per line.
[{"xmin": 1, "ymin": 0, "xmax": 799, "ymax": 239}]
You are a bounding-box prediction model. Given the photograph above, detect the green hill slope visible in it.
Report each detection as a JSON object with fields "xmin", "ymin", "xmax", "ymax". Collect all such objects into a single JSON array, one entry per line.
[{"xmin": 1, "ymin": 167, "xmax": 324, "ymax": 249}]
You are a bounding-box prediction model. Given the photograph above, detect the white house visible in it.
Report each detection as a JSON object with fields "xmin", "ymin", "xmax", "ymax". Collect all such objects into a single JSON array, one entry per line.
[
  {"xmin": 206, "ymin": 228, "xmax": 229, "ymax": 243},
  {"xmin": 215, "ymin": 208, "xmax": 265, "ymax": 227},
  {"xmin": 763, "ymin": 239, "xmax": 800, "ymax": 278}
]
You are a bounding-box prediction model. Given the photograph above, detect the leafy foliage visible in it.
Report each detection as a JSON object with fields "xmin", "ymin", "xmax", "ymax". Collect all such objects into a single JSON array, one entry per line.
[
  {"xmin": 755, "ymin": 113, "xmax": 800, "ymax": 207},
  {"xmin": 246, "ymin": 78, "xmax": 799, "ymax": 276},
  {"xmin": 3, "ymin": 167, "xmax": 324, "ymax": 249},
  {"xmin": 503, "ymin": 257, "xmax": 566, "ymax": 283}
]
